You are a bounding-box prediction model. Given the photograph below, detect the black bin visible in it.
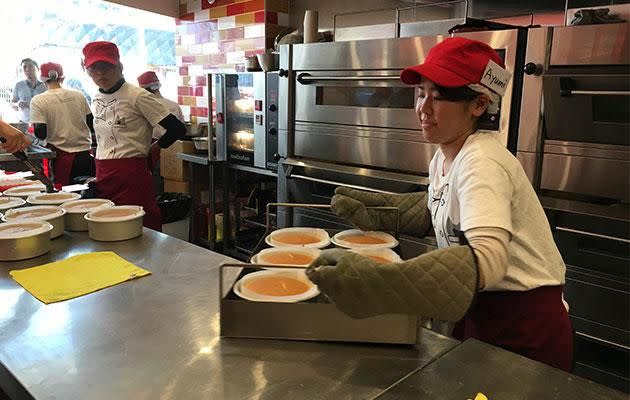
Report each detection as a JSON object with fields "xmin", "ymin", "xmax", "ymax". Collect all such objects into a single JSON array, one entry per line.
[{"xmin": 158, "ymin": 193, "xmax": 192, "ymax": 224}]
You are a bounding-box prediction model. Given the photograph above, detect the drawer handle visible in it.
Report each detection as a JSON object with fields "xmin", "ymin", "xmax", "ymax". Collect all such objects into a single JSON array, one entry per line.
[{"xmin": 556, "ymin": 226, "xmax": 630, "ymax": 244}]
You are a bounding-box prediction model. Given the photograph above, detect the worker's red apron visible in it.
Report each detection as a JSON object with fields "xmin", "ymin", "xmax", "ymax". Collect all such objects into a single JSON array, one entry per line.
[
  {"xmin": 48, "ymin": 146, "xmax": 76, "ymax": 189},
  {"xmin": 453, "ymin": 285, "xmax": 573, "ymax": 372},
  {"xmin": 95, "ymin": 157, "xmax": 161, "ymax": 231}
]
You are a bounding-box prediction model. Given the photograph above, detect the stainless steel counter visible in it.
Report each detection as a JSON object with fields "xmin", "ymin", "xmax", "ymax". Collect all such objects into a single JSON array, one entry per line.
[
  {"xmin": 0, "ymin": 146, "xmax": 55, "ymax": 163},
  {"xmin": 0, "ymin": 230, "xmax": 458, "ymax": 400},
  {"xmin": 376, "ymin": 339, "xmax": 626, "ymax": 400}
]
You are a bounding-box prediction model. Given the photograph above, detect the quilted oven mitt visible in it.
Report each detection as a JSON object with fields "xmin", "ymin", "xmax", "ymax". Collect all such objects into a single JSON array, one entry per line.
[
  {"xmin": 306, "ymin": 247, "xmax": 478, "ymax": 321},
  {"xmin": 331, "ymin": 187, "xmax": 432, "ymax": 237}
]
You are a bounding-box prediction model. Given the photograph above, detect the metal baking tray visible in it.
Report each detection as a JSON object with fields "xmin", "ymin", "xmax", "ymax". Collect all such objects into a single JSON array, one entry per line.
[{"xmin": 220, "ymin": 203, "xmax": 419, "ymax": 345}]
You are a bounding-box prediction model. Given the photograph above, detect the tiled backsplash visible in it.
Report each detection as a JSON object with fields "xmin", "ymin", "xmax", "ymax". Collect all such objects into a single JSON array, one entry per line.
[{"xmin": 176, "ymin": 0, "xmax": 289, "ymax": 123}]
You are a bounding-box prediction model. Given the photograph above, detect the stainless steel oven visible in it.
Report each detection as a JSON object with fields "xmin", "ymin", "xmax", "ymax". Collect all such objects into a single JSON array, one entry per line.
[
  {"xmin": 211, "ymin": 71, "xmax": 279, "ymax": 171},
  {"xmin": 282, "ymin": 30, "xmax": 522, "ymax": 176},
  {"xmin": 540, "ymin": 23, "xmax": 630, "ymax": 202},
  {"xmin": 275, "ymin": 29, "xmax": 526, "ymax": 252}
]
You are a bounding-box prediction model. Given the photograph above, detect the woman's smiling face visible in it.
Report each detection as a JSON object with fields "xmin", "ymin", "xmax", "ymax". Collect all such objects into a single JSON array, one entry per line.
[{"xmin": 416, "ymin": 77, "xmax": 487, "ymax": 145}]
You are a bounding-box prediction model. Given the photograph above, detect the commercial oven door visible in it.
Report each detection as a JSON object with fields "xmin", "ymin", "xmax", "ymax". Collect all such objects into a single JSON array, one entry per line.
[
  {"xmin": 543, "ymin": 74, "xmax": 630, "ymax": 146},
  {"xmin": 294, "ymin": 71, "xmax": 418, "ymax": 130}
]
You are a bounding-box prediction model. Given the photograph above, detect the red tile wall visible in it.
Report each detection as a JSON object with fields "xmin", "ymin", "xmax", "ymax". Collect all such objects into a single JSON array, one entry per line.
[{"xmin": 176, "ymin": 0, "xmax": 288, "ymax": 123}]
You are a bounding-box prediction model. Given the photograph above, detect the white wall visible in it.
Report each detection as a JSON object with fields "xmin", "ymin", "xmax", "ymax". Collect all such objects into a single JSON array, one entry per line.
[{"xmin": 104, "ymin": 0, "xmax": 180, "ymax": 18}]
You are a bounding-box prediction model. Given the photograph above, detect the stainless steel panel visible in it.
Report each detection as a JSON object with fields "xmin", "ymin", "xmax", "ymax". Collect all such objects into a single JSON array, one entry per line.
[
  {"xmin": 517, "ymin": 27, "xmax": 550, "ymax": 153},
  {"xmin": 335, "ymin": 23, "xmax": 396, "ymax": 42},
  {"xmin": 213, "ymin": 74, "xmax": 227, "ymax": 161},
  {"xmin": 294, "ymin": 122, "xmax": 437, "ymax": 174},
  {"xmin": 550, "ymin": 23, "xmax": 630, "ymax": 66},
  {"xmin": 282, "ymin": 157, "xmax": 430, "ymax": 187},
  {"xmin": 291, "ymin": 36, "xmax": 442, "ymax": 71},
  {"xmin": 0, "ymin": 230, "xmax": 460, "ymax": 400},
  {"xmin": 253, "ymin": 72, "xmax": 266, "ymax": 169},
  {"xmin": 278, "ymin": 44, "xmax": 292, "ymax": 159},
  {"xmin": 399, "ymin": 18, "xmax": 465, "ymax": 38},
  {"xmin": 516, "ymin": 151, "xmax": 538, "ymax": 186},
  {"xmin": 221, "ymin": 299, "xmax": 418, "ymax": 344},
  {"xmin": 541, "ymin": 153, "xmax": 630, "ymax": 202},
  {"xmin": 544, "ymin": 141, "xmax": 630, "ymax": 159}
]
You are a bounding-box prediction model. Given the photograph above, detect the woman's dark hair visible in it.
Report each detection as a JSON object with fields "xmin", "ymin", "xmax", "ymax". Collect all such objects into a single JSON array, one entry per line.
[
  {"xmin": 21, "ymin": 58, "xmax": 38, "ymax": 68},
  {"xmin": 433, "ymin": 84, "xmax": 491, "ymax": 127},
  {"xmin": 433, "ymin": 84, "xmax": 481, "ymax": 102}
]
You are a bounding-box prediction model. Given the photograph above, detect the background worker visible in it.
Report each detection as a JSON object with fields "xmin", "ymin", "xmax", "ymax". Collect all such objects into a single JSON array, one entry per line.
[
  {"xmin": 12, "ymin": 58, "xmax": 47, "ymax": 123},
  {"xmin": 30, "ymin": 62, "xmax": 95, "ymax": 187},
  {"xmin": 82, "ymin": 41, "xmax": 186, "ymax": 231}
]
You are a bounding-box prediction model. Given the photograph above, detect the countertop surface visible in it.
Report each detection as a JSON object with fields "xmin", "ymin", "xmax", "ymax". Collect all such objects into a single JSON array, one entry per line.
[
  {"xmin": 0, "ymin": 230, "xmax": 458, "ymax": 400},
  {"xmin": 376, "ymin": 338, "xmax": 627, "ymax": 400}
]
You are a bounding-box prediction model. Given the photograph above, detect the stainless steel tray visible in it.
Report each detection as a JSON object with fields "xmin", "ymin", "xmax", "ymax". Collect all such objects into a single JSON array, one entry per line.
[{"xmin": 220, "ymin": 202, "xmax": 418, "ymax": 345}]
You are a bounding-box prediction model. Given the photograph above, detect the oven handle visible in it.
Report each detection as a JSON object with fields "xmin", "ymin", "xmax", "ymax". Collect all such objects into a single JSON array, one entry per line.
[
  {"xmin": 555, "ymin": 226, "xmax": 630, "ymax": 244},
  {"xmin": 560, "ymin": 78, "xmax": 630, "ymax": 97},
  {"xmin": 569, "ymin": 90, "xmax": 630, "ymax": 96},
  {"xmin": 290, "ymin": 174, "xmax": 395, "ymax": 194},
  {"xmin": 297, "ymin": 72, "xmax": 402, "ymax": 84}
]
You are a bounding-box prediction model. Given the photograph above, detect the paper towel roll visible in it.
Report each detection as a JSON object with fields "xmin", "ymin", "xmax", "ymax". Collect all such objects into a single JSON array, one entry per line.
[{"xmin": 303, "ymin": 10, "xmax": 319, "ymax": 44}]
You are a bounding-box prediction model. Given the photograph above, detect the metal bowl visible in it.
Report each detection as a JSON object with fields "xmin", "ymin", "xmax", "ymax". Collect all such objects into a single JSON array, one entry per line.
[
  {"xmin": 61, "ymin": 198, "xmax": 115, "ymax": 232},
  {"xmin": 3, "ymin": 205, "xmax": 66, "ymax": 239},
  {"xmin": 245, "ymin": 55, "xmax": 262, "ymax": 71},
  {"xmin": 0, "ymin": 221, "xmax": 53, "ymax": 261},
  {"xmin": 85, "ymin": 206, "xmax": 145, "ymax": 241},
  {"xmin": 192, "ymin": 137, "xmax": 209, "ymax": 152},
  {"xmin": 256, "ymin": 52, "xmax": 279, "ymax": 72}
]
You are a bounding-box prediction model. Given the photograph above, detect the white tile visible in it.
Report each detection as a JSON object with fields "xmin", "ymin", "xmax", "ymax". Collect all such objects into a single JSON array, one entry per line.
[
  {"xmin": 244, "ymin": 24, "xmax": 265, "ymax": 39},
  {"xmin": 196, "ymin": 96, "xmax": 208, "ymax": 107},
  {"xmin": 218, "ymin": 16, "xmax": 236, "ymax": 30},
  {"xmin": 188, "ymin": 65, "xmax": 204, "ymax": 76},
  {"xmin": 194, "ymin": 10, "xmax": 208, "ymax": 22},
  {"xmin": 226, "ymin": 51, "xmax": 245, "ymax": 64},
  {"xmin": 181, "ymin": 34, "xmax": 195, "ymax": 46},
  {"xmin": 189, "ymin": 44, "xmax": 202, "ymax": 55},
  {"xmin": 202, "ymin": 42, "xmax": 220, "ymax": 55}
]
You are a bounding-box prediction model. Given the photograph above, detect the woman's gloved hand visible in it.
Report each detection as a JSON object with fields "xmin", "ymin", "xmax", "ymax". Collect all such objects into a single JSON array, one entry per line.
[
  {"xmin": 306, "ymin": 246, "xmax": 477, "ymax": 321},
  {"xmin": 331, "ymin": 187, "xmax": 431, "ymax": 237}
]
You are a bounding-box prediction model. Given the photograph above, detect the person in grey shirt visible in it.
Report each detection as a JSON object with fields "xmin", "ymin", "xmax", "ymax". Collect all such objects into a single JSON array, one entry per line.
[{"xmin": 12, "ymin": 58, "xmax": 46, "ymax": 122}]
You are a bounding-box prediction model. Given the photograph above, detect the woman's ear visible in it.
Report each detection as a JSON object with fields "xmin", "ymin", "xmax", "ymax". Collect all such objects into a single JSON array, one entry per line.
[{"xmin": 470, "ymin": 94, "xmax": 490, "ymax": 117}]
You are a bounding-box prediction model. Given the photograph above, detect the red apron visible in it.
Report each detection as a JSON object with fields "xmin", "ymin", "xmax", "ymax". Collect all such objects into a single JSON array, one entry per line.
[
  {"xmin": 49, "ymin": 145, "xmax": 76, "ymax": 189},
  {"xmin": 95, "ymin": 157, "xmax": 161, "ymax": 231},
  {"xmin": 453, "ymin": 285, "xmax": 574, "ymax": 372}
]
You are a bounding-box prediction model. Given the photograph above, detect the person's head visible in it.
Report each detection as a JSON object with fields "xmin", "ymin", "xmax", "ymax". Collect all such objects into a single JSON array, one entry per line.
[
  {"xmin": 400, "ymin": 37, "xmax": 510, "ymax": 145},
  {"xmin": 137, "ymin": 71, "xmax": 161, "ymax": 94},
  {"xmin": 21, "ymin": 58, "xmax": 39, "ymax": 81},
  {"xmin": 82, "ymin": 41, "xmax": 123, "ymax": 90},
  {"xmin": 40, "ymin": 62, "xmax": 65, "ymax": 87}
]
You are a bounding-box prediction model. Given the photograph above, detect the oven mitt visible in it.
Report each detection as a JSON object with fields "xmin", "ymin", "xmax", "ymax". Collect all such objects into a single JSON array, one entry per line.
[
  {"xmin": 331, "ymin": 187, "xmax": 431, "ymax": 236},
  {"xmin": 306, "ymin": 246, "xmax": 478, "ymax": 321}
]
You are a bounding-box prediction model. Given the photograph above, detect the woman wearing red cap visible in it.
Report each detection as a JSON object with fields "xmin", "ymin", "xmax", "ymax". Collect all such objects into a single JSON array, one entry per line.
[
  {"xmin": 308, "ymin": 37, "xmax": 573, "ymax": 371},
  {"xmin": 82, "ymin": 41, "xmax": 186, "ymax": 231},
  {"xmin": 30, "ymin": 62, "xmax": 95, "ymax": 188}
]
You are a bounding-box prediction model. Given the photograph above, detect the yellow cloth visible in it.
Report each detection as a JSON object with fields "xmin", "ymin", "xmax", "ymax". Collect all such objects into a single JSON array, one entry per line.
[{"xmin": 10, "ymin": 251, "xmax": 151, "ymax": 304}]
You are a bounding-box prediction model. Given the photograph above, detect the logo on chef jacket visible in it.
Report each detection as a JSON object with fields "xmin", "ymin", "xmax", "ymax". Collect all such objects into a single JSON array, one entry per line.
[
  {"xmin": 480, "ymin": 60, "xmax": 511, "ymax": 96},
  {"xmin": 114, "ymin": 117, "xmax": 127, "ymax": 129}
]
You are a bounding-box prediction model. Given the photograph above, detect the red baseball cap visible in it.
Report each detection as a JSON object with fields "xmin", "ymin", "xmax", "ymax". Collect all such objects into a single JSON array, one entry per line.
[
  {"xmin": 137, "ymin": 71, "xmax": 160, "ymax": 88},
  {"xmin": 400, "ymin": 37, "xmax": 505, "ymax": 89},
  {"xmin": 82, "ymin": 41, "xmax": 120, "ymax": 68},
  {"xmin": 40, "ymin": 62, "xmax": 64, "ymax": 81}
]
